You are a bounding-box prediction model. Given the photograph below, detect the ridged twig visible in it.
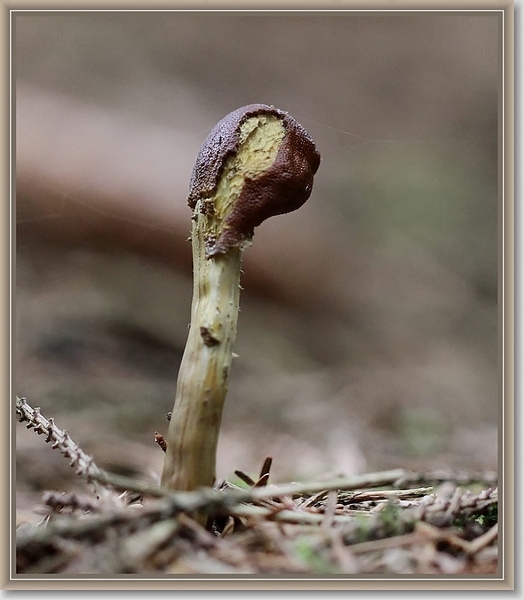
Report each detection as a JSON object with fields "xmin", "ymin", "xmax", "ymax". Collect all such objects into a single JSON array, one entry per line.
[
  {"xmin": 394, "ymin": 468, "xmax": 497, "ymax": 488},
  {"xmin": 41, "ymin": 491, "xmax": 101, "ymax": 514},
  {"xmin": 15, "ymin": 396, "xmax": 106, "ymax": 493}
]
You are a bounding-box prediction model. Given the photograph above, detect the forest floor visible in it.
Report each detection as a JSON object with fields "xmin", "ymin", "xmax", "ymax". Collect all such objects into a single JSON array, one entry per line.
[{"xmin": 15, "ymin": 396, "xmax": 498, "ymax": 579}]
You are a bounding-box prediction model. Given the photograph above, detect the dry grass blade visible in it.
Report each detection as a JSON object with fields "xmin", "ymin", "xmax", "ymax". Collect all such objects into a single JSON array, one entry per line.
[
  {"xmin": 254, "ymin": 473, "xmax": 270, "ymax": 488},
  {"xmin": 234, "ymin": 470, "xmax": 256, "ymax": 487},
  {"xmin": 341, "ymin": 487, "xmax": 433, "ymax": 503},
  {"xmin": 234, "ymin": 456, "xmax": 272, "ymax": 488},
  {"xmin": 259, "ymin": 456, "xmax": 273, "ymax": 480},
  {"xmin": 299, "ymin": 489, "xmax": 328, "ymax": 508}
]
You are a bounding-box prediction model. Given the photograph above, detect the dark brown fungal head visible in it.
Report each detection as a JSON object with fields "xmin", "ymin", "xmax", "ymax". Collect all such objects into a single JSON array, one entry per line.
[{"xmin": 187, "ymin": 104, "xmax": 321, "ymax": 257}]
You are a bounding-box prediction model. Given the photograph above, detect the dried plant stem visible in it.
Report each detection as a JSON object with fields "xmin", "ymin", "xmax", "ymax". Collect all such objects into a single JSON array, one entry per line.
[
  {"xmin": 254, "ymin": 469, "xmax": 410, "ymax": 500},
  {"xmin": 231, "ymin": 504, "xmax": 363, "ymax": 526},
  {"xmin": 394, "ymin": 468, "xmax": 497, "ymax": 488},
  {"xmin": 41, "ymin": 491, "xmax": 101, "ymax": 514},
  {"xmin": 15, "ymin": 396, "xmax": 105, "ymax": 493},
  {"xmin": 101, "ymin": 467, "xmax": 410, "ymax": 504}
]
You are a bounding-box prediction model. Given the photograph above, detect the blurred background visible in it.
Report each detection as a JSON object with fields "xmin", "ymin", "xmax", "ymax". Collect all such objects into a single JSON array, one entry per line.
[{"xmin": 15, "ymin": 12, "xmax": 499, "ymax": 511}]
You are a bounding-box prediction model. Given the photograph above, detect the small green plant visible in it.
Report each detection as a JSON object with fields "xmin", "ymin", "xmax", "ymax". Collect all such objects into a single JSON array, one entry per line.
[
  {"xmin": 453, "ymin": 503, "xmax": 498, "ymax": 531},
  {"xmin": 293, "ymin": 537, "xmax": 340, "ymax": 574}
]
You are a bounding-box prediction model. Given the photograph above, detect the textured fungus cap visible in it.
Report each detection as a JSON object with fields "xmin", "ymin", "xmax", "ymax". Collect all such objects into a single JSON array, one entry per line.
[{"xmin": 188, "ymin": 104, "xmax": 321, "ymax": 257}]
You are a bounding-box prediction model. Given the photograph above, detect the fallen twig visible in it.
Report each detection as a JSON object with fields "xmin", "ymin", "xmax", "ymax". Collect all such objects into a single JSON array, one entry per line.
[{"xmin": 15, "ymin": 396, "xmax": 107, "ymax": 495}]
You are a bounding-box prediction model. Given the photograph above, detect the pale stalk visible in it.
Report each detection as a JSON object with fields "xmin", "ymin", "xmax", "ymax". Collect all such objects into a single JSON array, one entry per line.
[{"xmin": 160, "ymin": 216, "xmax": 242, "ymax": 492}]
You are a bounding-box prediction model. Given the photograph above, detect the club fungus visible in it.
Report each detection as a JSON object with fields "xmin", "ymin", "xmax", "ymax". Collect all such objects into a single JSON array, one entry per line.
[{"xmin": 161, "ymin": 104, "xmax": 320, "ymax": 496}]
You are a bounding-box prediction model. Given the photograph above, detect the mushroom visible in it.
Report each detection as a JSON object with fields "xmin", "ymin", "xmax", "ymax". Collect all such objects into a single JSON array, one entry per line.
[{"xmin": 160, "ymin": 104, "xmax": 320, "ymax": 497}]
